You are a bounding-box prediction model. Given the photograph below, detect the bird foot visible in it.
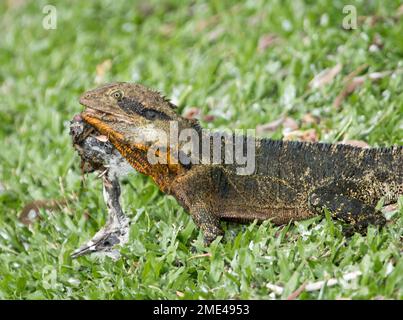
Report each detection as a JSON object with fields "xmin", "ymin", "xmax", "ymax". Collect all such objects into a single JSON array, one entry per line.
[{"xmin": 71, "ymin": 216, "xmax": 129, "ymax": 259}]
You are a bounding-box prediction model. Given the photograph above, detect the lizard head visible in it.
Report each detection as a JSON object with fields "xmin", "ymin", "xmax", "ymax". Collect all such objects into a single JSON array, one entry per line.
[{"xmin": 79, "ymin": 82, "xmax": 201, "ymax": 150}]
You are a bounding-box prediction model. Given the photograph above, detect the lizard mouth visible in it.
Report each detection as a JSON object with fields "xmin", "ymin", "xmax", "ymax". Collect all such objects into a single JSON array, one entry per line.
[
  {"xmin": 80, "ymin": 106, "xmax": 104, "ymax": 117},
  {"xmin": 79, "ymin": 93, "xmax": 98, "ymax": 110},
  {"xmin": 80, "ymin": 105, "xmax": 129, "ymax": 126}
]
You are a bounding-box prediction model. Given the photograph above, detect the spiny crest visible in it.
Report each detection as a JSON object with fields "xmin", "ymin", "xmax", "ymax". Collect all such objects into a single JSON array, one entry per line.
[
  {"xmin": 129, "ymin": 83, "xmax": 178, "ymax": 111},
  {"xmin": 161, "ymin": 94, "xmax": 177, "ymax": 109},
  {"xmin": 146, "ymin": 85, "xmax": 177, "ymax": 109}
]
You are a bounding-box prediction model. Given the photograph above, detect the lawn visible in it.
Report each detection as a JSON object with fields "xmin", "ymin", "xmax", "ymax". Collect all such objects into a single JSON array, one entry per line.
[{"xmin": 0, "ymin": 0, "xmax": 402, "ymax": 299}]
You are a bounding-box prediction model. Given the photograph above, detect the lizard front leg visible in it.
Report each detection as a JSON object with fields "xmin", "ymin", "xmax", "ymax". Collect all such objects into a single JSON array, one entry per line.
[
  {"xmin": 189, "ymin": 204, "xmax": 224, "ymax": 245},
  {"xmin": 172, "ymin": 167, "xmax": 224, "ymax": 245},
  {"xmin": 71, "ymin": 174, "xmax": 129, "ymax": 259},
  {"xmin": 308, "ymin": 189, "xmax": 386, "ymax": 235}
]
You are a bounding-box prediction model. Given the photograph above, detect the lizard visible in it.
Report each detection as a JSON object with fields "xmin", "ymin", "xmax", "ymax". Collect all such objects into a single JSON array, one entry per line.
[{"xmin": 71, "ymin": 82, "xmax": 402, "ymax": 257}]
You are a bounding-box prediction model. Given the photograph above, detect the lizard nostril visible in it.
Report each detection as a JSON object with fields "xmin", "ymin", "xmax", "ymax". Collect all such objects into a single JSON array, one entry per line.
[{"xmin": 80, "ymin": 93, "xmax": 92, "ymax": 105}]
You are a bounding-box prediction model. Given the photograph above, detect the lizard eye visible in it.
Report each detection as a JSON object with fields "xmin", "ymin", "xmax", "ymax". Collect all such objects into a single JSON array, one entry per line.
[
  {"xmin": 110, "ymin": 90, "xmax": 124, "ymax": 100},
  {"xmin": 144, "ymin": 109, "xmax": 158, "ymax": 120}
]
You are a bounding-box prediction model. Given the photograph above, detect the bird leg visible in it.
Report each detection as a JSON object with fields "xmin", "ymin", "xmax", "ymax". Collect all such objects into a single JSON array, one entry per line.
[{"xmin": 71, "ymin": 174, "xmax": 129, "ymax": 259}]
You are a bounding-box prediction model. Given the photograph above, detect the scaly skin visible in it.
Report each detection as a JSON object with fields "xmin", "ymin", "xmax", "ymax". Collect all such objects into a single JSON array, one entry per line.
[{"xmin": 74, "ymin": 82, "xmax": 402, "ymax": 247}]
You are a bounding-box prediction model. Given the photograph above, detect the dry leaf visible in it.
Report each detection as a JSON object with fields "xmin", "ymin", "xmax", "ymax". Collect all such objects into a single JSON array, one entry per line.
[
  {"xmin": 333, "ymin": 76, "xmax": 365, "ymax": 108},
  {"xmin": 309, "ymin": 63, "xmax": 342, "ymax": 89},
  {"xmin": 343, "ymin": 64, "xmax": 369, "ymax": 83},
  {"xmin": 19, "ymin": 201, "xmax": 44, "ymax": 225},
  {"xmin": 333, "ymin": 68, "xmax": 400, "ymax": 108},
  {"xmin": 257, "ymin": 116, "xmax": 299, "ymax": 135},
  {"xmin": 332, "ymin": 64, "xmax": 368, "ymax": 108},
  {"xmin": 256, "ymin": 117, "xmax": 285, "ymax": 134},
  {"xmin": 283, "ymin": 129, "xmax": 318, "ymax": 142},
  {"xmin": 188, "ymin": 252, "xmax": 212, "ymax": 260},
  {"xmin": 176, "ymin": 291, "xmax": 185, "ymax": 298},
  {"xmin": 358, "ymin": 15, "xmax": 381, "ymax": 26},
  {"xmin": 337, "ymin": 140, "xmax": 370, "ymax": 148},
  {"xmin": 203, "ymin": 114, "xmax": 215, "ymax": 122},
  {"xmin": 83, "ymin": 210, "xmax": 91, "ymax": 221},
  {"xmin": 287, "ymin": 283, "xmax": 307, "ymax": 300},
  {"xmin": 282, "ymin": 117, "xmax": 299, "ymax": 132},
  {"xmin": 183, "ymin": 107, "xmax": 201, "ymax": 119},
  {"xmin": 358, "ymin": 7, "xmax": 402, "ymax": 26},
  {"xmin": 183, "ymin": 107, "xmax": 214, "ymax": 122},
  {"xmin": 257, "ymin": 34, "xmax": 279, "ymax": 52},
  {"xmin": 95, "ymin": 59, "xmax": 112, "ymax": 84},
  {"xmin": 19, "ymin": 199, "xmax": 67, "ymax": 225},
  {"xmin": 301, "ymin": 113, "xmax": 320, "ymax": 125}
]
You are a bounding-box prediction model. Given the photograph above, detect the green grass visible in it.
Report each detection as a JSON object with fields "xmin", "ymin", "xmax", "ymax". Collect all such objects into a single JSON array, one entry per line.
[{"xmin": 0, "ymin": 0, "xmax": 402, "ymax": 299}]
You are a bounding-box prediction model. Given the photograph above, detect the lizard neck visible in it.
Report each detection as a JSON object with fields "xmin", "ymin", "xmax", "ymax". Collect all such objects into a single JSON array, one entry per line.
[
  {"xmin": 81, "ymin": 113, "xmax": 189, "ymax": 193},
  {"xmin": 108, "ymin": 134, "xmax": 189, "ymax": 194}
]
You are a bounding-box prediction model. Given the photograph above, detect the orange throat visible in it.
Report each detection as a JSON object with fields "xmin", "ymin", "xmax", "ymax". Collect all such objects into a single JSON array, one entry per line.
[{"xmin": 81, "ymin": 113, "xmax": 185, "ymax": 193}]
